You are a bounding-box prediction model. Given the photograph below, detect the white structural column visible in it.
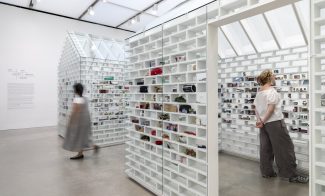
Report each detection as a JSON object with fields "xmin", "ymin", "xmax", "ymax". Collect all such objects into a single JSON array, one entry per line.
[
  {"xmin": 207, "ymin": 25, "xmax": 219, "ymax": 196},
  {"xmin": 311, "ymin": 0, "xmax": 325, "ymax": 195}
]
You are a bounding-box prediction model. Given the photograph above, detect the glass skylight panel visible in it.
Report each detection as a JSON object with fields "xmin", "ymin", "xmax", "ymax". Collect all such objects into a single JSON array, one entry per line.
[
  {"xmin": 265, "ymin": 5, "xmax": 306, "ymax": 48},
  {"xmin": 218, "ymin": 29, "xmax": 237, "ymax": 58},
  {"xmin": 295, "ymin": 0, "xmax": 310, "ymax": 29},
  {"xmin": 221, "ymin": 21, "xmax": 255, "ymax": 55},
  {"xmin": 241, "ymin": 14, "xmax": 278, "ymax": 52}
]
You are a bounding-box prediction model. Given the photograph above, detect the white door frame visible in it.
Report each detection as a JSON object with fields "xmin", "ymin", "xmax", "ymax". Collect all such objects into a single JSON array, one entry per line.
[{"xmin": 206, "ymin": 0, "xmax": 304, "ymax": 196}]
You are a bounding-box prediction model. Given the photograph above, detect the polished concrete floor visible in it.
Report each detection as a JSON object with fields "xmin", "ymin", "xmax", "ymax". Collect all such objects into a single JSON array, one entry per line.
[
  {"xmin": 219, "ymin": 154, "xmax": 308, "ymax": 196},
  {"xmin": 0, "ymin": 127, "xmax": 308, "ymax": 196}
]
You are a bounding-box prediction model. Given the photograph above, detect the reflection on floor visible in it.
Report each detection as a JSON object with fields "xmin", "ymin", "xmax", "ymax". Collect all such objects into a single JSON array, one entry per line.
[
  {"xmin": 219, "ymin": 153, "xmax": 308, "ymax": 196},
  {"xmin": 0, "ymin": 127, "xmax": 308, "ymax": 196}
]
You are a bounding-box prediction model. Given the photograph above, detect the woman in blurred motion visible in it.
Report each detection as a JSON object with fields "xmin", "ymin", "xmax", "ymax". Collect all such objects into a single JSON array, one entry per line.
[{"xmin": 63, "ymin": 83, "xmax": 98, "ymax": 159}]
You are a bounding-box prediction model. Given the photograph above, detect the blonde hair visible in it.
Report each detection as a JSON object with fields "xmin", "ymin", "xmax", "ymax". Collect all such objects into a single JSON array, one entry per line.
[{"xmin": 257, "ymin": 69, "xmax": 273, "ymax": 86}]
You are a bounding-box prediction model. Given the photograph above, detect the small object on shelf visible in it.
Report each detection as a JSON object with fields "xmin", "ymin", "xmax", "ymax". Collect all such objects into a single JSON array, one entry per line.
[
  {"xmin": 179, "ymin": 105, "xmax": 194, "ymax": 114},
  {"xmin": 159, "ymin": 113, "xmax": 170, "ymax": 120},
  {"xmin": 151, "ymin": 68, "xmax": 163, "ymax": 76},
  {"xmin": 137, "ymin": 81, "xmax": 144, "ymax": 85},
  {"xmin": 104, "ymin": 76, "xmax": 114, "ymax": 81},
  {"xmin": 141, "ymin": 120, "xmax": 150, "ymax": 126},
  {"xmin": 99, "ymin": 89, "xmax": 108, "ymax": 93},
  {"xmin": 139, "ymin": 86, "xmax": 148, "ymax": 93},
  {"xmin": 154, "ymin": 86, "xmax": 163, "ymax": 93},
  {"xmin": 178, "ymin": 136, "xmax": 186, "ymax": 143},
  {"xmin": 191, "ymin": 64, "xmax": 196, "ymax": 71},
  {"xmin": 184, "ymin": 131, "xmax": 196, "ymax": 136},
  {"xmin": 164, "ymin": 104, "xmax": 178, "ymax": 112},
  {"xmin": 131, "ymin": 119, "xmax": 139, "ymax": 123},
  {"xmin": 136, "ymin": 125, "xmax": 144, "ymax": 132},
  {"xmin": 151, "ymin": 130, "xmax": 156, "ymax": 136},
  {"xmin": 175, "ymin": 55, "xmax": 186, "ymax": 62},
  {"xmin": 185, "ymin": 149, "xmax": 196, "ymax": 157},
  {"xmin": 183, "ymin": 84, "xmax": 196, "ymax": 92},
  {"xmin": 153, "ymin": 103, "xmax": 162, "ymax": 110},
  {"xmin": 155, "ymin": 140, "xmax": 163, "ymax": 145},
  {"xmin": 166, "ymin": 123, "xmax": 177, "ymax": 132},
  {"xmin": 162, "ymin": 134, "xmax": 170, "ymax": 140},
  {"xmin": 140, "ymin": 135, "xmax": 150, "ymax": 141},
  {"xmin": 139, "ymin": 103, "xmax": 150, "ymax": 109},
  {"xmin": 175, "ymin": 96, "xmax": 186, "ymax": 103},
  {"xmin": 172, "ymin": 88, "xmax": 177, "ymax": 92},
  {"xmin": 197, "ymin": 145, "xmax": 206, "ymax": 149}
]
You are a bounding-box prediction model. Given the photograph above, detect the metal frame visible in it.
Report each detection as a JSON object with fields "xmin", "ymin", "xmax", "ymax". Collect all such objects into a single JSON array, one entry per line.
[
  {"xmin": 219, "ymin": 27, "xmax": 239, "ymax": 56},
  {"xmin": 239, "ymin": 20, "xmax": 259, "ymax": 53},
  {"xmin": 262, "ymin": 13, "xmax": 282, "ymax": 50},
  {"xmin": 291, "ymin": 3, "xmax": 309, "ymax": 45},
  {"xmin": 116, "ymin": 0, "xmax": 164, "ymax": 28},
  {"xmin": 0, "ymin": 1, "xmax": 135, "ymax": 33}
]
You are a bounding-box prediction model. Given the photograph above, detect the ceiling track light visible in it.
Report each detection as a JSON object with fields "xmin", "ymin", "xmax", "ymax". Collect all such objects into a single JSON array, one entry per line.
[
  {"xmin": 136, "ymin": 15, "xmax": 141, "ymax": 23},
  {"xmin": 131, "ymin": 18, "xmax": 136, "ymax": 24},
  {"xmin": 29, "ymin": 0, "xmax": 41, "ymax": 8},
  {"xmin": 102, "ymin": 0, "xmax": 108, "ymax": 3},
  {"xmin": 88, "ymin": 6, "xmax": 95, "ymax": 16},
  {"xmin": 153, "ymin": 3, "xmax": 158, "ymax": 11},
  {"xmin": 151, "ymin": 4, "xmax": 158, "ymax": 15}
]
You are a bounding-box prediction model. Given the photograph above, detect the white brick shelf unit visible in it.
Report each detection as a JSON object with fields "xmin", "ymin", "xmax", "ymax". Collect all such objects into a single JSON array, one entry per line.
[
  {"xmin": 58, "ymin": 32, "xmax": 130, "ymax": 147},
  {"xmin": 125, "ymin": 7, "xmax": 212, "ymax": 196}
]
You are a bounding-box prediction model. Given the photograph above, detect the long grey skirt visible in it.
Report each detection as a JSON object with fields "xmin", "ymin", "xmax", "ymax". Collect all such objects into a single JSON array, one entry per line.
[{"xmin": 63, "ymin": 99, "xmax": 92, "ymax": 152}]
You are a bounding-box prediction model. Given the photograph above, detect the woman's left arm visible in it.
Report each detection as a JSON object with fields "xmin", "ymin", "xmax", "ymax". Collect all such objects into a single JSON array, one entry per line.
[{"xmin": 261, "ymin": 104, "xmax": 275, "ymax": 124}]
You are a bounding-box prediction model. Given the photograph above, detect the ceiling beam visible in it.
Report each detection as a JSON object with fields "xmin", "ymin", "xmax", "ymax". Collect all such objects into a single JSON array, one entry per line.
[
  {"xmin": 106, "ymin": 1, "xmax": 158, "ymax": 18},
  {"xmin": 116, "ymin": 0, "xmax": 164, "ymax": 28},
  {"xmin": 219, "ymin": 27, "xmax": 239, "ymax": 56},
  {"xmin": 291, "ymin": 3, "xmax": 308, "ymax": 45},
  {"xmin": 78, "ymin": 0, "xmax": 99, "ymax": 19},
  {"xmin": 262, "ymin": 13, "xmax": 281, "ymax": 50}
]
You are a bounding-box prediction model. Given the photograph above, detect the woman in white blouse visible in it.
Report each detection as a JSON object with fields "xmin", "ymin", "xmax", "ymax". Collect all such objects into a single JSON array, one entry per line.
[{"xmin": 254, "ymin": 70, "xmax": 308, "ymax": 183}]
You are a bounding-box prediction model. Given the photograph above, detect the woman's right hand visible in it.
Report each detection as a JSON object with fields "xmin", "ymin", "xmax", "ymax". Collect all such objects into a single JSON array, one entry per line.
[{"xmin": 256, "ymin": 121, "xmax": 264, "ymax": 128}]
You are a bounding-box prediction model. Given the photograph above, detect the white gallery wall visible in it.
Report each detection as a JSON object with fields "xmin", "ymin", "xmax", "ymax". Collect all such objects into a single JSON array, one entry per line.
[{"xmin": 0, "ymin": 4, "xmax": 132, "ymax": 130}]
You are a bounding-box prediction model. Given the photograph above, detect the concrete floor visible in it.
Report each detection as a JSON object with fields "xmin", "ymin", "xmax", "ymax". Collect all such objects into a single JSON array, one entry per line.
[
  {"xmin": 219, "ymin": 154, "xmax": 308, "ymax": 196},
  {"xmin": 0, "ymin": 127, "xmax": 308, "ymax": 196}
]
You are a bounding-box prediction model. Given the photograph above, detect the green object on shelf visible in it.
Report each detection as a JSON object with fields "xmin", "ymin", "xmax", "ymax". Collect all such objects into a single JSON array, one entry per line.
[{"xmin": 104, "ymin": 76, "xmax": 114, "ymax": 81}]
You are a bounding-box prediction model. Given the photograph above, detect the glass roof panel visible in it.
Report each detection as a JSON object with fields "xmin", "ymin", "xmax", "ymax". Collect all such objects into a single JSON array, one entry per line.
[
  {"xmin": 218, "ymin": 29, "xmax": 237, "ymax": 58},
  {"xmin": 295, "ymin": 0, "xmax": 310, "ymax": 30},
  {"xmin": 221, "ymin": 21, "xmax": 255, "ymax": 55},
  {"xmin": 241, "ymin": 14, "xmax": 278, "ymax": 52},
  {"xmin": 265, "ymin": 5, "xmax": 305, "ymax": 48}
]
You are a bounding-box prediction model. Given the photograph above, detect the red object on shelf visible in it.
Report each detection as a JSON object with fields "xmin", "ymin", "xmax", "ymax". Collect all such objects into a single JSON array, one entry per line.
[
  {"xmin": 151, "ymin": 68, "xmax": 162, "ymax": 76},
  {"xmin": 155, "ymin": 140, "xmax": 163, "ymax": 145},
  {"xmin": 184, "ymin": 131, "xmax": 196, "ymax": 136},
  {"xmin": 151, "ymin": 130, "xmax": 156, "ymax": 136}
]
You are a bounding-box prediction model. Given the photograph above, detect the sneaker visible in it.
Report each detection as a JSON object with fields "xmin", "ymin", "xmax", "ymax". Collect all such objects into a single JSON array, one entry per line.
[
  {"xmin": 70, "ymin": 154, "xmax": 84, "ymax": 160},
  {"xmin": 262, "ymin": 173, "xmax": 277, "ymax": 178},
  {"xmin": 289, "ymin": 175, "xmax": 309, "ymax": 183}
]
